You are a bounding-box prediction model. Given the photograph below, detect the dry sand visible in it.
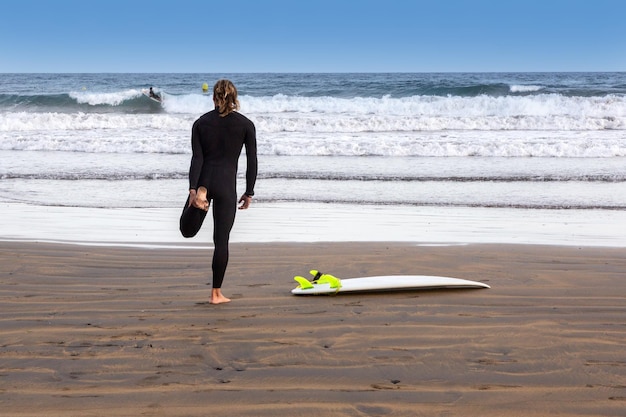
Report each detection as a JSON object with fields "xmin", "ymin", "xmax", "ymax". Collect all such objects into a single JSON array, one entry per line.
[{"xmin": 1, "ymin": 241, "xmax": 625, "ymax": 416}]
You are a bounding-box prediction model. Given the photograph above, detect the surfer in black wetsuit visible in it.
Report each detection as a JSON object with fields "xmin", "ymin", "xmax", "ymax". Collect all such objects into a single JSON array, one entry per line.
[
  {"xmin": 149, "ymin": 87, "xmax": 161, "ymax": 101},
  {"xmin": 179, "ymin": 79, "xmax": 257, "ymax": 304}
]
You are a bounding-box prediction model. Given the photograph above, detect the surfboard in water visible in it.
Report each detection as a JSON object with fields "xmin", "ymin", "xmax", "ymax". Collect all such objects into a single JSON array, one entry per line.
[
  {"xmin": 142, "ymin": 89, "xmax": 163, "ymax": 103},
  {"xmin": 291, "ymin": 270, "xmax": 490, "ymax": 295}
]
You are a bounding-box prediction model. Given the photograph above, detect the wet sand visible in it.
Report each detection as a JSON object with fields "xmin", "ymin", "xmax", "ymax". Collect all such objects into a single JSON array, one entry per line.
[{"xmin": 2, "ymin": 241, "xmax": 626, "ymax": 416}]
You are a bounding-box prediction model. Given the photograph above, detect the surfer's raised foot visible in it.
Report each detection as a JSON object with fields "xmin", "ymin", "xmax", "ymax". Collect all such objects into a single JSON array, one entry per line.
[
  {"xmin": 210, "ymin": 288, "xmax": 231, "ymax": 304},
  {"xmin": 192, "ymin": 186, "xmax": 209, "ymax": 211}
]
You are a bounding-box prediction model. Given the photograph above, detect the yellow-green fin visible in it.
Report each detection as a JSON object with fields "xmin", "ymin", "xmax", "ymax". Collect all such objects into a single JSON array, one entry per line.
[
  {"xmin": 317, "ymin": 274, "xmax": 341, "ymax": 289},
  {"xmin": 309, "ymin": 270, "xmax": 323, "ymax": 280},
  {"xmin": 294, "ymin": 276, "xmax": 314, "ymax": 289}
]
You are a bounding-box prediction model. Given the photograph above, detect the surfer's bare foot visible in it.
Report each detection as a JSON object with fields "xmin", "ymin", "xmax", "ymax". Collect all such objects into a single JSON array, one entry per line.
[
  {"xmin": 192, "ymin": 186, "xmax": 209, "ymax": 211},
  {"xmin": 210, "ymin": 288, "xmax": 231, "ymax": 304}
]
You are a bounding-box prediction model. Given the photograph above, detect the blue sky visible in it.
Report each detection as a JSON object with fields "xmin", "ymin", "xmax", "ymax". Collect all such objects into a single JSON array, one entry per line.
[{"xmin": 1, "ymin": 0, "xmax": 625, "ymax": 72}]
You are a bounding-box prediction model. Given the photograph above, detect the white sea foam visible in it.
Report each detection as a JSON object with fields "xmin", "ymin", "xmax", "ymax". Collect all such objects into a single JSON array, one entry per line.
[
  {"xmin": 1, "ymin": 91, "xmax": 625, "ymax": 158},
  {"xmin": 0, "ymin": 112, "xmax": 194, "ymax": 131},
  {"xmin": 242, "ymin": 94, "xmax": 626, "ymax": 118},
  {"xmin": 161, "ymin": 93, "xmax": 215, "ymax": 114},
  {"xmin": 2, "ymin": 123, "xmax": 625, "ymax": 157},
  {"xmin": 69, "ymin": 89, "xmax": 144, "ymax": 106},
  {"xmin": 2, "ymin": 94, "xmax": 625, "ymax": 133},
  {"xmin": 510, "ymin": 84, "xmax": 543, "ymax": 93}
]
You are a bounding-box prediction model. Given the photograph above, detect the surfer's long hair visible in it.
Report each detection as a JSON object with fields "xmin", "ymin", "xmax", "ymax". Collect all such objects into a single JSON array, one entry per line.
[{"xmin": 213, "ymin": 79, "xmax": 240, "ymax": 117}]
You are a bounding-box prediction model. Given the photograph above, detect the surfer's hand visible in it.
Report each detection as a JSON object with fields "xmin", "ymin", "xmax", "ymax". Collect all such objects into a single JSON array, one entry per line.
[{"xmin": 238, "ymin": 194, "xmax": 252, "ymax": 210}]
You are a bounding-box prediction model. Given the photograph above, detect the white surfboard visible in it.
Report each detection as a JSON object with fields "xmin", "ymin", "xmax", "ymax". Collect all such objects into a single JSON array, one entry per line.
[
  {"xmin": 291, "ymin": 271, "xmax": 490, "ymax": 295},
  {"xmin": 142, "ymin": 89, "xmax": 163, "ymax": 103}
]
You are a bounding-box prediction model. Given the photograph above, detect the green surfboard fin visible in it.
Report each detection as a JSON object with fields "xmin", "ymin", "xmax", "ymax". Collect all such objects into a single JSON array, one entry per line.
[
  {"xmin": 294, "ymin": 276, "xmax": 314, "ymax": 290},
  {"xmin": 309, "ymin": 270, "xmax": 323, "ymax": 281},
  {"xmin": 309, "ymin": 270, "xmax": 341, "ymax": 289},
  {"xmin": 319, "ymin": 274, "xmax": 341, "ymax": 289}
]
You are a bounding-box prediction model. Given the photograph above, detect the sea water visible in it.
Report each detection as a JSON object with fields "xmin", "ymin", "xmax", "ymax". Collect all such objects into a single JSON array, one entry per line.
[{"xmin": 1, "ymin": 73, "xmax": 625, "ymax": 245}]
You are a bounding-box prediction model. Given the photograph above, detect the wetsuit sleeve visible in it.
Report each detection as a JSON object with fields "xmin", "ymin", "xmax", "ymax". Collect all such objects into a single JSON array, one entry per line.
[
  {"xmin": 188, "ymin": 120, "xmax": 203, "ymax": 190},
  {"xmin": 244, "ymin": 121, "xmax": 258, "ymax": 196}
]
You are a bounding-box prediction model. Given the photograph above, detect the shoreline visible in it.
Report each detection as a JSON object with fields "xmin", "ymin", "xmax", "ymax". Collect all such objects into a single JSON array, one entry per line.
[
  {"xmin": 2, "ymin": 240, "xmax": 626, "ymax": 416},
  {"xmin": 2, "ymin": 202, "xmax": 626, "ymax": 248}
]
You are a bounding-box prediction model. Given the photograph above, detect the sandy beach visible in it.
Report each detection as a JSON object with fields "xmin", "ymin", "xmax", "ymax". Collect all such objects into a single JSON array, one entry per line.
[{"xmin": 2, "ymin": 240, "xmax": 625, "ymax": 416}]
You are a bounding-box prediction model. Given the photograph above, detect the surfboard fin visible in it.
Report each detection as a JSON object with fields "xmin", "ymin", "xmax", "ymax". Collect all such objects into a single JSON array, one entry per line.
[
  {"xmin": 319, "ymin": 275, "xmax": 341, "ymax": 289},
  {"xmin": 308, "ymin": 270, "xmax": 341, "ymax": 289},
  {"xmin": 294, "ymin": 276, "xmax": 314, "ymax": 290},
  {"xmin": 309, "ymin": 270, "xmax": 323, "ymax": 282}
]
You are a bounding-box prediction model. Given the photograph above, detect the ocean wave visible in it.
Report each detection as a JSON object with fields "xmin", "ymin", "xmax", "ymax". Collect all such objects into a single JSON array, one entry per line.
[
  {"xmin": 260, "ymin": 131, "xmax": 626, "ymax": 157},
  {"xmin": 244, "ymin": 93, "xmax": 626, "ymax": 119},
  {"xmin": 1, "ymin": 111, "xmax": 622, "ymax": 134},
  {"xmin": 69, "ymin": 89, "xmax": 144, "ymax": 106},
  {"xmin": 2, "ymin": 94, "xmax": 625, "ymax": 132},
  {"xmin": 2, "ymin": 90, "xmax": 626, "ymax": 120},
  {"xmin": 2, "ymin": 129, "xmax": 625, "ymax": 157},
  {"xmin": 0, "ymin": 89, "xmax": 165, "ymax": 113},
  {"xmin": 0, "ymin": 112, "xmax": 193, "ymax": 131}
]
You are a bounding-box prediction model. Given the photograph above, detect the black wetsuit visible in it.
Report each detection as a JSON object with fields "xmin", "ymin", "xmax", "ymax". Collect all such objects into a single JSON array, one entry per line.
[{"xmin": 179, "ymin": 108, "xmax": 257, "ymax": 288}]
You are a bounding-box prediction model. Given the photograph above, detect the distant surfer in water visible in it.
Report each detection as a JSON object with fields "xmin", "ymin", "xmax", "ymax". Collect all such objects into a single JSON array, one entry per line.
[
  {"xmin": 179, "ymin": 79, "xmax": 258, "ymax": 304},
  {"xmin": 149, "ymin": 87, "xmax": 161, "ymax": 101}
]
